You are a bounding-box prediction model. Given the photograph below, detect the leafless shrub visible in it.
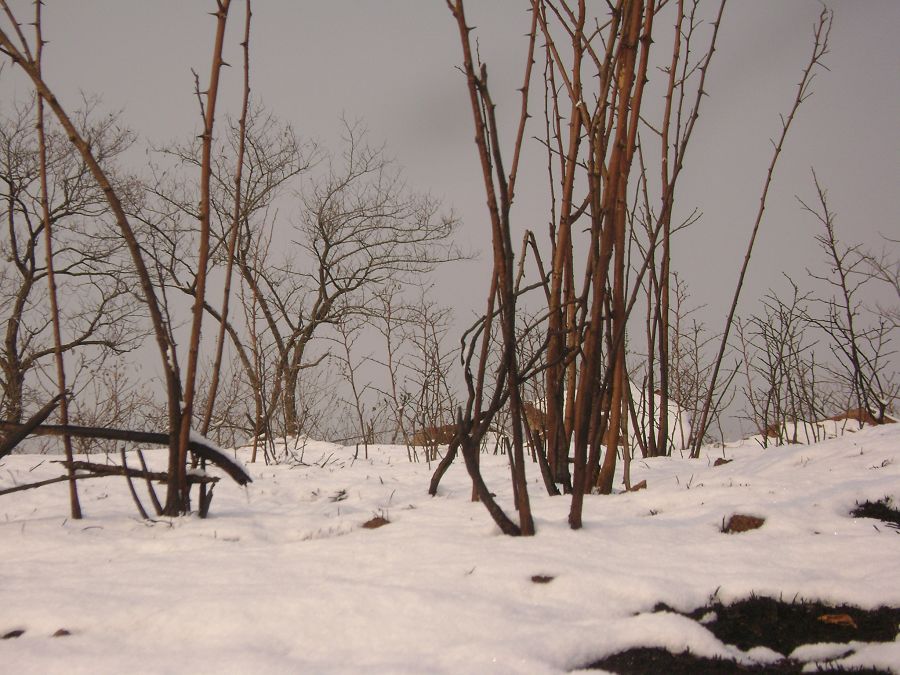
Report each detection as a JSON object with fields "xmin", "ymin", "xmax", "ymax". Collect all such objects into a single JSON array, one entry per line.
[
  {"xmin": 0, "ymin": 98, "xmax": 141, "ymax": 425},
  {"xmin": 800, "ymin": 173, "xmax": 897, "ymax": 425}
]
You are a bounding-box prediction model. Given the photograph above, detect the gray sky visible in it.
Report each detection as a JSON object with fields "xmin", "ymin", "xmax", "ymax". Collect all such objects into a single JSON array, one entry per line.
[
  {"xmin": 4, "ymin": 1, "xmax": 897, "ymax": 318},
  {"xmin": 3, "ymin": 1, "xmax": 898, "ymax": 425}
]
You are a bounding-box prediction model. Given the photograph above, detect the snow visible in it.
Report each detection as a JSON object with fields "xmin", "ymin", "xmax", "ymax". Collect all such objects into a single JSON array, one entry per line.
[
  {"xmin": 728, "ymin": 415, "xmax": 889, "ymax": 450},
  {"xmin": 1, "ymin": 426, "xmax": 899, "ymax": 673}
]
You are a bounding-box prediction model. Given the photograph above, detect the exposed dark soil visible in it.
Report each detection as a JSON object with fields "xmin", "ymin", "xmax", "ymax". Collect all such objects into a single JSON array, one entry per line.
[
  {"xmin": 582, "ymin": 596, "xmax": 900, "ymax": 674},
  {"xmin": 590, "ymin": 647, "xmax": 784, "ymax": 674},
  {"xmin": 587, "ymin": 646, "xmax": 888, "ymax": 674},
  {"xmin": 684, "ymin": 596, "xmax": 900, "ymax": 655},
  {"xmin": 851, "ymin": 498, "xmax": 900, "ymax": 529}
]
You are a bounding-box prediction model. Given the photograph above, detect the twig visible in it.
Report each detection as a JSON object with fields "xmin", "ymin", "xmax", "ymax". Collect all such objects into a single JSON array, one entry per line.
[
  {"xmin": 137, "ymin": 449, "xmax": 163, "ymax": 516},
  {"xmin": 120, "ymin": 447, "xmax": 149, "ymax": 520}
]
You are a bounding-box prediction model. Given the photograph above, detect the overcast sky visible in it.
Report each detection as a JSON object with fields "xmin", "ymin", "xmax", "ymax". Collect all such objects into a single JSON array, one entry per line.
[{"xmin": 3, "ymin": 0, "xmax": 898, "ymax": 330}]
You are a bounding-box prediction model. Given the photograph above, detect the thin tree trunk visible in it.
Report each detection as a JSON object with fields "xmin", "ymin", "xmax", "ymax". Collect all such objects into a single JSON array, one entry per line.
[
  {"xmin": 34, "ymin": 2, "xmax": 81, "ymax": 519},
  {"xmin": 445, "ymin": 0, "xmax": 537, "ymax": 535},
  {"xmin": 173, "ymin": 0, "xmax": 232, "ymax": 515},
  {"xmin": 198, "ymin": 0, "xmax": 250, "ymax": 514},
  {"xmin": 202, "ymin": 0, "xmax": 252, "ymax": 437}
]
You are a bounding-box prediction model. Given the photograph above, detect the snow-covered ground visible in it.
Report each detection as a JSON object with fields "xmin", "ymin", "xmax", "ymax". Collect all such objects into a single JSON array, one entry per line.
[{"xmin": 1, "ymin": 425, "xmax": 899, "ymax": 673}]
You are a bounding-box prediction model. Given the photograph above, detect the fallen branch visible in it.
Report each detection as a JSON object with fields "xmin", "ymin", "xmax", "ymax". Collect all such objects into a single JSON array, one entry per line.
[
  {"xmin": 0, "ymin": 421, "xmax": 252, "ymax": 485},
  {"xmin": 0, "ymin": 463, "xmax": 220, "ymax": 498},
  {"xmin": 0, "ymin": 473, "xmax": 95, "ymax": 496},
  {"xmin": 59, "ymin": 460, "xmax": 220, "ymax": 485}
]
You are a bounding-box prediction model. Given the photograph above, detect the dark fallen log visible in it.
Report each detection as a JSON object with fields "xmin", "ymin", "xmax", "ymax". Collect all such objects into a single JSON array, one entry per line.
[
  {"xmin": 0, "ymin": 394, "xmax": 66, "ymax": 461},
  {"xmin": 0, "ymin": 421, "xmax": 252, "ymax": 486}
]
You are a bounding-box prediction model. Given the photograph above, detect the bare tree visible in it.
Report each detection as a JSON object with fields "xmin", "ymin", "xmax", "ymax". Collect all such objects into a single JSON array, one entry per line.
[
  {"xmin": 139, "ymin": 104, "xmax": 314, "ymax": 444},
  {"xmin": 369, "ymin": 283, "xmax": 413, "ymax": 447},
  {"xmin": 232, "ymin": 120, "xmax": 461, "ymax": 441},
  {"xmin": 664, "ymin": 276, "xmax": 735, "ymax": 451},
  {"xmin": 801, "ymin": 173, "xmax": 897, "ymax": 425},
  {"xmin": 143, "ymin": 110, "xmax": 462, "ymax": 447},
  {"xmin": 735, "ymin": 283, "xmax": 832, "ymax": 445},
  {"xmin": 331, "ymin": 314, "xmax": 380, "ymax": 452},
  {"xmin": 404, "ymin": 293, "xmax": 458, "ymax": 446},
  {"xmin": 693, "ymin": 8, "xmax": 833, "ymax": 456},
  {"xmin": 0, "ymin": 97, "xmax": 139, "ymax": 424},
  {"xmin": 0, "ymin": 1, "xmax": 245, "ymax": 516},
  {"xmin": 433, "ymin": 0, "xmax": 728, "ymax": 535},
  {"xmin": 437, "ymin": 0, "xmax": 542, "ymax": 535}
]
